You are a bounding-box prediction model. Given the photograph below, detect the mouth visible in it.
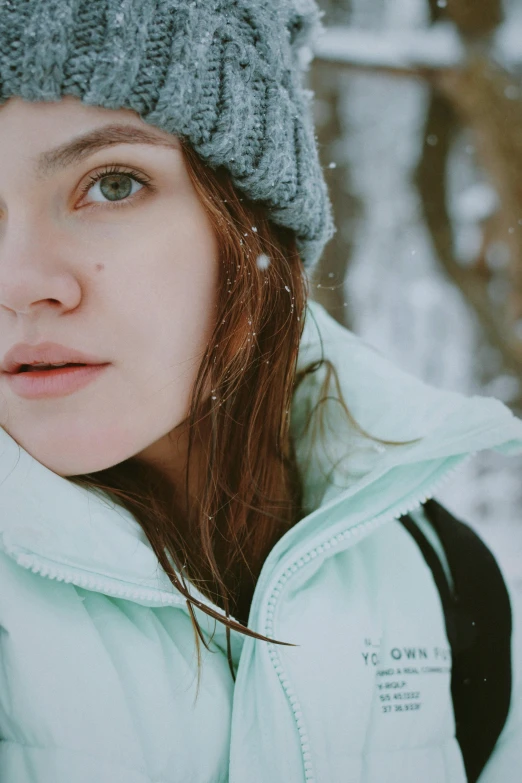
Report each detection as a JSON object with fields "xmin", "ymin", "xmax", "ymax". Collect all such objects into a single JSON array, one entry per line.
[
  {"xmin": 1, "ymin": 341, "xmax": 109, "ymax": 375},
  {"xmin": 4, "ymin": 362, "xmax": 110, "ymax": 399},
  {"xmin": 15, "ymin": 362, "xmax": 88, "ymax": 373}
]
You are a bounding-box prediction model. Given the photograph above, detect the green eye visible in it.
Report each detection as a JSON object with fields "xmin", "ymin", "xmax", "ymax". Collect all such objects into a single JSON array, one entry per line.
[
  {"xmin": 80, "ymin": 165, "xmax": 153, "ymax": 207},
  {"xmin": 99, "ymin": 173, "xmax": 133, "ymax": 202}
]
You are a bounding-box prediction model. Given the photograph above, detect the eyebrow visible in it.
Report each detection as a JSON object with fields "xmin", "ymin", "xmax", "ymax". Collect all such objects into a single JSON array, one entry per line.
[{"xmin": 34, "ymin": 123, "xmax": 180, "ymax": 178}]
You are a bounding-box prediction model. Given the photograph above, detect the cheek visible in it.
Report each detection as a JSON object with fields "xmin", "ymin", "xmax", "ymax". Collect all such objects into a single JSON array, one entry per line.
[
  {"xmin": 97, "ymin": 201, "xmax": 220, "ymax": 346},
  {"xmin": 153, "ymin": 216, "xmax": 220, "ymax": 354},
  {"xmin": 114, "ymin": 209, "xmax": 220, "ymax": 399}
]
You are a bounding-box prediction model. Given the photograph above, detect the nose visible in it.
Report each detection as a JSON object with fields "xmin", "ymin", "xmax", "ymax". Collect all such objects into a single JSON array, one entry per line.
[{"xmin": 0, "ymin": 214, "xmax": 82, "ymax": 317}]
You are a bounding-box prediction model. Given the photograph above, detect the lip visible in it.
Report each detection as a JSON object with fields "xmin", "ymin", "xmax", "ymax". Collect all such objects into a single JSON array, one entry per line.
[
  {"xmin": 4, "ymin": 364, "xmax": 110, "ymax": 399},
  {"xmin": 1, "ymin": 341, "xmax": 108, "ymax": 375}
]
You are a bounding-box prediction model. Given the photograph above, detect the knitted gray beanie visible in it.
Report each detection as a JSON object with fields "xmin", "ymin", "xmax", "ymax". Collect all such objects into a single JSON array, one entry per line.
[{"xmin": 0, "ymin": 0, "xmax": 335, "ymax": 270}]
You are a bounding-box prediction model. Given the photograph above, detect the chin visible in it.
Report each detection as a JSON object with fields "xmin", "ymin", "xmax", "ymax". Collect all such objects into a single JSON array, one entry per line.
[{"xmin": 8, "ymin": 423, "xmax": 141, "ymax": 478}]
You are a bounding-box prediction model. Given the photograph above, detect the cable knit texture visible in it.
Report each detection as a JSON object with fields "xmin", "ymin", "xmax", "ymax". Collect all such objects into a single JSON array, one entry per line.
[{"xmin": 0, "ymin": 0, "xmax": 335, "ymax": 269}]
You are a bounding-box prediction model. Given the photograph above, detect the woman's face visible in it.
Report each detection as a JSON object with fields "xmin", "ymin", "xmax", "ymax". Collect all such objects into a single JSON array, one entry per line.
[{"xmin": 0, "ymin": 95, "xmax": 219, "ymax": 477}]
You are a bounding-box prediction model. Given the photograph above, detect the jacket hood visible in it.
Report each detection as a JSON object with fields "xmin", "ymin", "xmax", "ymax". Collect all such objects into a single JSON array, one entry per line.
[{"xmin": 1, "ymin": 300, "xmax": 522, "ymax": 621}]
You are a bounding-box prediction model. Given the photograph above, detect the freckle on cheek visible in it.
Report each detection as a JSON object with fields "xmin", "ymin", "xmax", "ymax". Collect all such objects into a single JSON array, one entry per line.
[{"xmin": 95, "ymin": 263, "xmax": 105, "ymax": 272}]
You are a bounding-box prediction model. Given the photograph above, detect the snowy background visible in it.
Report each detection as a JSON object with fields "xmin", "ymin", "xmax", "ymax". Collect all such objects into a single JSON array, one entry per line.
[{"xmin": 308, "ymin": 0, "xmax": 522, "ymax": 591}]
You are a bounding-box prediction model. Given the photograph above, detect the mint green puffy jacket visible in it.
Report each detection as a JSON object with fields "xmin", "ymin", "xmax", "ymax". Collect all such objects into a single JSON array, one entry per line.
[{"xmin": 1, "ymin": 300, "xmax": 522, "ymax": 782}]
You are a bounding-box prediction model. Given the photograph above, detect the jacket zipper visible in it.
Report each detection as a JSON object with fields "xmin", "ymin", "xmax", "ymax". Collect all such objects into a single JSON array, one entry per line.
[
  {"xmin": 260, "ymin": 451, "xmax": 476, "ymax": 783},
  {"xmin": 0, "ymin": 548, "xmax": 188, "ymax": 606},
  {"xmin": 0, "ymin": 543, "xmax": 241, "ymax": 620}
]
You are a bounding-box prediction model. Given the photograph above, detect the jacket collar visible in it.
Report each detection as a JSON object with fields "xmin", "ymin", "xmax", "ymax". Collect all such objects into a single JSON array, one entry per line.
[
  {"xmin": 293, "ymin": 302, "xmax": 522, "ymax": 512},
  {"xmin": 1, "ymin": 300, "xmax": 522, "ymax": 601}
]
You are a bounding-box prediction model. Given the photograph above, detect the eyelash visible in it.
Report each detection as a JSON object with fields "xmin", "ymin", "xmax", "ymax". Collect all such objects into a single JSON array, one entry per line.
[{"xmin": 78, "ymin": 165, "xmax": 154, "ymax": 209}]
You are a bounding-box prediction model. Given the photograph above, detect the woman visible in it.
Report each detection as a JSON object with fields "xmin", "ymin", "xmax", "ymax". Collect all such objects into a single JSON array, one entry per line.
[{"xmin": 0, "ymin": 1, "xmax": 520, "ymax": 782}]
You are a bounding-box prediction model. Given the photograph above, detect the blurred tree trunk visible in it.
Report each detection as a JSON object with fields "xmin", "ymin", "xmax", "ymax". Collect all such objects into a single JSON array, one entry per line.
[
  {"xmin": 309, "ymin": 0, "xmax": 360, "ymax": 328},
  {"xmin": 416, "ymin": 0, "xmax": 522, "ymax": 388},
  {"xmin": 435, "ymin": 59, "xmax": 522, "ymax": 328}
]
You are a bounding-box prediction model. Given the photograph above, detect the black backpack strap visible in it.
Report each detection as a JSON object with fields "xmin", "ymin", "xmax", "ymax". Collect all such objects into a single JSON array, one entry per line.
[{"xmin": 398, "ymin": 498, "xmax": 512, "ymax": 783}]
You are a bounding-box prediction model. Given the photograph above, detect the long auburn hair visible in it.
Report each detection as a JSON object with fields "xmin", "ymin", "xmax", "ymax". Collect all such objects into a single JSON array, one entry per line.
[{"xmin": 67, "ymin": 138, "xmax": 420, "ymax": 693}]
